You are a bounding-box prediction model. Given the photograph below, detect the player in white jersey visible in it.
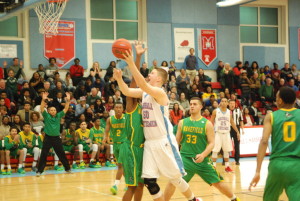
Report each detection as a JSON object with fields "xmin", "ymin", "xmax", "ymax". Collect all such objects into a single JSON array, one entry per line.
[
  {"xmin": 113, "ymin": 46, "xmax": 202, "ymax": 201},
  {"xmin": 211, "ymin": 98, "xmax": 240, "ymax": 173}
]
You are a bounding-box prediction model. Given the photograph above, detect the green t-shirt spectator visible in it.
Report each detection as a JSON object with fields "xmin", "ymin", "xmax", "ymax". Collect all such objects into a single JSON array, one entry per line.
[
  {"xmin": 259, "ymin": 85, "xmax": 274, "ymax": 99},
  {"xmin": 42, "ymin": 110, "xmax": 65, "ymax": 136}
]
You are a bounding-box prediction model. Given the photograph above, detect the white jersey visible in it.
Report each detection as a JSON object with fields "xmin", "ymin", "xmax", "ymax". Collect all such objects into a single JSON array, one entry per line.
[
  {"xmin": 214, "ymin": 108, "xmax": 231, "ymax": 133},
  {"xmin": 142, "ymin": 91, "xmax": 173, "ymax": 140}
]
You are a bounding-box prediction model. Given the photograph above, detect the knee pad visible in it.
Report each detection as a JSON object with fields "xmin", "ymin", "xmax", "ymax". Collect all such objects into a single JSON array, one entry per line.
[
  {"xmin": 223, "ymin": 152, "xmax": 229, "ymax": 158},
  {"xmin": 78, "ymin": 144, "xmax": 83, "ymax": 152},
  {"xmin": 92, "ymin": 144, "xmax": 98, "ymax": 152},
  {"xmin": 170, "ymin": 178, "xmax": 189, "ymax": 193},
  {"xmin": 144, "ymin": 178, "xmax": 161, "ymax": 196},
  {"xmin": 212, "ymin": 152, "xmax": 218, "ymax": 158},
  {"xmin": 110, "ymin": 145, "xmax": 113, "ymax": 155}
]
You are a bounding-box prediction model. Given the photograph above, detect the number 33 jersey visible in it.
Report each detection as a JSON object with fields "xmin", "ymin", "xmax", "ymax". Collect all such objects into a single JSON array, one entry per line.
[{"xmin": 214, "ymin": 108, "xmax": 231, "ymax": 134}]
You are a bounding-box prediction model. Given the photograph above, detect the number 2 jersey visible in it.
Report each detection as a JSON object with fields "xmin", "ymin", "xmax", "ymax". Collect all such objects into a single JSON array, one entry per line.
[
  {"xmin": 180, "ymin": 117, "xmax": 209, "ymax": 159},
  {"xmin": 214, "ymin": 108, "xmax": 231, "ymax": 133},
  {"xmin": 110, "ymin": 114, "xmax": 127, "ymax": 143},
  {"xmin": 270, "ymin": 108, "xmax": 300, "ymax": 160}
]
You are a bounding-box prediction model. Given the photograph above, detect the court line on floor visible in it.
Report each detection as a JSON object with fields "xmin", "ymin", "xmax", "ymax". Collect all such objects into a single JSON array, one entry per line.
[{"xmin": 73, "ymin": 186, "xmax": 122, "ymax": 200}]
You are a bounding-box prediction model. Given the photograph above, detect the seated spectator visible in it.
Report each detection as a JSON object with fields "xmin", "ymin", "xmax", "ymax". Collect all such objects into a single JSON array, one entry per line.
[
  {"xmin": 168, "ymin": 75, "xmax": 177, "ymax": 91},
  {"xmin": 230, "ymin": 93, "xmax": 241, "ymax": 109},
  {"xmin": 202, "ymin": 108, "xmax": 211, "ymax": 121},
  {"xmin": 224, "ymin": 88, "xmax": 231, "ymax": 99},
  {"xmin": 0, "ymin": 93, "xmax": 11, "ymax": 110},
  {"xmin": 94, "ymin": 98, "xmax": 105, "ymax": 118},
  {"xmin": 233, "ymin": 61, "xmax": 243, "ymax": 86},
  {"xmin": 188, "ymin": 84, "xmax": 202, "ymax": 99},
  {"xmin": 21, "ymin": 81, "xmax": 37, "ymax": 101},
  {"xmin": 49, "ymin": 80, "xmax": 65, "ymax": 99},
  {"xmin": 209, "ymin": 100, "xmax": 219, "ymax": 114},
  {"xmin": 248, "ymin": 102, "xmax": 260, "ymax": 125},
  {"xmin": 18, "ymin": 89, "xmax": 32, "ymax": 108},
  {"xmin": 219, "ymin": 92, "xmax": 225, "ymax": 101},
  {"xmin": 84, "ymin": 78, "xmax": 93, "ymax": 94},
  {"xmin": 176, "ymin": 69, "xmax": 190, "ymax": 96},
  {"xmin": 216, "ymin": 60, "xmax": 224, "ymax": 82},
  {"xmin": 169, "ymin": 103, "xmax": 183, "ymax": 126},
  {"xmin": 243, "ymin": 107, "xmax": 254, "ymax": 126},
  {"xmin": 259, "ymin": 77, "xmax": 275, "ymax": 106},
  {"xmin": 205, "ymin": 95, "xmax": 217, "ymax": 108},
  {"xmin": 179, "ymin": 92, "xmax": 189, "ymax": 113},
  {"xmin": 271, "ymin": 63, "xmax": 281, "ymax": 81},
  {"xmin": 17, "ymin": 102, "xmax": 33, "ymax": 123},
  {"xmin": 264, "ymin": 65, "xmax": 271, "ymax": 77},
  {"xmin": 169, "ymin": 92, "xmax": 180, "ymax": 110},
  {"xmin": 281, "ymin": 63, "xmax": 293, "ymax": 81},
  {"xmin": 168, "ymin": 60, "xmax": 176, "ymax": 80},
  {"xmin": 243, "ymin": 61, "xmax": 252, "ymax": 78},
  {"xmin": 51, "ymin": 91, "xmax": 65, "ymax": 112},
  {"xmin": 220, "ymin": 63, "xmax": 234, "ymax": 93},
  {"xmin": 36, "ymin": 64, "xmax": 47, "ymax": 80},
  {"xmin": 168, "ymin": 86, "xmax": 179, "ymax": 100},
  {"xmin": 93, "ymin": 77, "xmax": 104, "ymax": 95},
  {"xmin": 291, "ymin": 64, "xmax": 298, "ymax": 79},
  {"xmin": 30, "ymin": 111, "xmax": 44, "ymax": 134},
  {"xmin": 84, "ymin": 107, "xmax": 95, "ymax": 128},
  {"xmin": 69, "ymin": 58, "xmax": 84, "ymax": 86},
  {"xmin": 287, "ymin": 78, "xmax": 299, "ymax": 92},
  {"xmin": 198, "ymin": 68, "xmax": 211, "ymax": 89},
  {"xmin": 104, "ymin": 77, "xmax": 118, "ymax": 97},
  {"xmin": 113, "ymin": 89, "xmax": 123, "ymax": 104},
  {"xmin": 193, "ymin": 75, "xmax": 202, "ymax": 91},
  {"xmin": 249, "ymin": 72, "xmax": 261, "ymax": 102},
  {"xmin": 29, "ymin": 72, "xmax": 44, "ymax": 92},
  {"xmin": 105, "ymin": 96, "xmax": 115, "ymax": 114},
  {"xmin": 10, "ymin": 115, "xmax": 24, "ymax": 132},
  {"xmin": 296, "ymin": 74, "xmax": 300, "ymax": 88},
  {"xmin": 0, "ymin": 62, "xmax": 4, "ymax": 79},
  {"xmin": 0, "ymin": 115, "xmax": 10, "ymax": 137},
  {"xmin": 250, "ymin": 61, "xmax": 260, "ymax": 78},
  {"xmin": 91, "ymin": 61, "xmax": 103, "ymax": 79},
  {"xmin": 202, "ymin": 86, "xmax": 217, "ymax": 102},
  {"xmin": 45, "ymin": 57, "xmax": 58, "ymax": 83},
  {"xmin": 240, "ymin": 71, "xmax": 251, "ymax": 106},
  {"xmin": 260, "ymin": 73, "xmax": 266, "ymax": 85},
  {"xmin": 123, "ymin": 65, "xmax": 132, "ymax": 82},
  {"xmin": 6, "ymin": 69, "xmax": 18, "ymax": 102},
  {"xmin": 87, "ymin": 88, "xmax": 101, "ymax": 105},
  {"xmin": 140, "ymin": 62, "xmax": 149, "ymax": 79},
  {"xmin": 75, "ymin": 96, "xmax": 89, "ymax": 117},
  {"xmin": 65, "ymin": 72, "xmax": 76, "ymax": 92},
  {"xmin": 0, "ymin": 79, "xmax": 13, "ymax": 103},
  {"xmin": 274, "ymin": 78, "xmax": 286, "ymax": 94},
  {"xmin": 74, "ymin": 84, "xmax": 87, "ymax": 100},
  {"xmin": 43, "ymin": 81, "xmax": 51, "ymax": 94},
  {"xmin": 104, "ymin": 61, "xmax": 116, "ymax": 82},
  {"xmin": 64, "ymin": 105, "xmax": 76, "ymax": 128}
]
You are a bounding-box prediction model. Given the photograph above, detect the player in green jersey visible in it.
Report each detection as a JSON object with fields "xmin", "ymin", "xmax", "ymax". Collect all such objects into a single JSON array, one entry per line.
[
  {"xmin": 165, "ymin": 97, "xmax": 240, "ymax": 201},
  {"xmin": 114, "ymin": 41, "xmax": 146, "ymax": 201},
  {"xmin": 89, "ymin": 118, "xmax": 106, "ymax": 168},
  {"xmin": 250, "ymin": 87, "xmax": 300, "ymax": 200},
  {"xmin": 103, "ymin": 102, "xmax": 126, "ymax": 195},
  {"xmin": 4, "ymin": 127, "xmax": 24, "ymax": 175}
]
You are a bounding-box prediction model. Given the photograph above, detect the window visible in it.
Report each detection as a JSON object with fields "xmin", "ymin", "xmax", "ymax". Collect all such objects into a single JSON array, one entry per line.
[
  {"xmin": 0, "ymin": 16, "xmax": 18, "ymax": 37},
  {"xmin": 90, "ymin": 0, "xmax": 139, "ymax": 40},
  {"xmin": 240, "ymin": 6, "xmax": 279, "ymax": 44}
]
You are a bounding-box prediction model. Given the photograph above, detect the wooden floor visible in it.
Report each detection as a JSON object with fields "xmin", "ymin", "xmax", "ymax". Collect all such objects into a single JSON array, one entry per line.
[{"xmin": 0, "ymin": 159, "xmax": 288, "ymax": 201}]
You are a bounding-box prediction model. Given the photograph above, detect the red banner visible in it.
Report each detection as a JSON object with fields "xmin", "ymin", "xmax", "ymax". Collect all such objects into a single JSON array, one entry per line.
[
  {"xmin": 44, "ymin": 20, "xmax": 75, "ymax": 68},
  {"xmin": 198, "ymin": 29, "xmax": 217, "ymax": 67}
]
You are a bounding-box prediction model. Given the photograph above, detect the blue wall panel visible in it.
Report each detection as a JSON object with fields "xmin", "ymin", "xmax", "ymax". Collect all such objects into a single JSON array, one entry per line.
[
  {"xmin": 289, "ymin": 27, "xmax": 300, "ymax": 67},
  {"xmin": 0, "ymin": 40, "xmax": 23, "ymax": 68},
  {"xmin": 147, "ymin": 0, "xmax": 171, "ymax": 23},
  {"xmin": 147, "ymin": 23, "xmax": 172, "ymax": 67},
  {"xmin": 217, "ymin": 6, "xmax": 240, "ymax": 25},
  {"xmin": 289, "ymin": 0, "xmax": 300, "ymax": 27}
]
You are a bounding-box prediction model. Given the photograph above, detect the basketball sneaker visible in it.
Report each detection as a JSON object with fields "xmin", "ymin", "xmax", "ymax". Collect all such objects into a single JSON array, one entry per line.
[
  {"xmin": 225, "ymin": 166, "xmax": 234, "ymax": 173},
  {"xmin": 95, "ymin": 162, "xmax": 102, "ymax": 168},
  {"xmin": 65, "ymin": 170, "xmax": 73, "ymax": 174},
  {"xmin": 79, "ymin": 161, "xmax": 86, "ymax": 169},
  {"xmin": 110, "ymin": 185, "xmax": 118, "ymax": 195},
  {"xmin": 89, "ymin": 161, "xmax": 97, "ymax": 168},
  {"xmin": 72, "ymin": 163, "xmax": 79, "ymax": 169},
  {"xmin": 232, "ymin": 197, "xmax": 241, "ymax": 201},
  {"xmin": 105, "ymin": 161, "xmax": 115, "ymax": 167},
  {"xmin": 32, "ymin": 166, "xmax": 38, "ymax": 172},
  {"xmin": 6, "ymin": 169, "xmax": 12, "ymax": 175},
  {"xmin": 1, "ymin": 169, "xmax": 6, "ymax": 175},
  {"xmin": 110, "ymin": 161, "xmax": 117, "ymax": 167},
  {"xmin": 17, "ymin": 168, "xmax": 25, "ymax": 174},
  {"xmin": 54, "ymin": 165, "xmax": 64, "ymax": 171}
]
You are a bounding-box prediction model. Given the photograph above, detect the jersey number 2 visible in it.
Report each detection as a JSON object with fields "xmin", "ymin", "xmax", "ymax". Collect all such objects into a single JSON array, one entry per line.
[
  {"xmin": 116, "ymin": 130, "xmax": 121, "ymax": 137},
  {"xmin": 283, "ymin": 122, "xmax": 296, "ymax": 142}
]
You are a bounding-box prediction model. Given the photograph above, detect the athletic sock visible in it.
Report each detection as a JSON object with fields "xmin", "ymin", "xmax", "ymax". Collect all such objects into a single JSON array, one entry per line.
[
  {"xmin": 225, "ymin": 162, "xmax": 230, "ymax": 167},
  {"xmin": 114, "ymin": 180, "xmax": 120, "ymax": 186},
  {"xmin": 18, "ymin": 164, "xmax": 22, "ymax": 169},
  {"xmin": 1, "ymin": 164, "xmax": 4, "ymax": 170},
  {"xmin": 54, "ymin": 161, "xmax": 59, "ymax": 166},
  {"xmin": 8, "ymin": 165, "xmax": 11, "ymax": 170},
  {"xmin": 32, "ymin": 161, "xmax": 37, "ymax": 167},
  {"xmin": 230, "ymin": 195, "xmax": 237, "ymax": 200}
]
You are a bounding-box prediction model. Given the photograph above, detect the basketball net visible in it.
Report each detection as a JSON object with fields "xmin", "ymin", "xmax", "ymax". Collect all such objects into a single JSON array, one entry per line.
[{"xmin": 34, "ymin": 0, "xmax": 67, "ymax": 35}]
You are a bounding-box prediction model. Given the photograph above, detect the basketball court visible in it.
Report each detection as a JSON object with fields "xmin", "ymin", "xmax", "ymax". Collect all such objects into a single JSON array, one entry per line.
[{"xmin": 0, "ymin": 0, "xmax": 297, "ymax": 201}]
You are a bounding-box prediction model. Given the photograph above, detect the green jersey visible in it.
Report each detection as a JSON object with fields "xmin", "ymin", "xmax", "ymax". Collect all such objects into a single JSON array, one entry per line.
[
  {"xmin": 42, "ymin": 110, "xmax": 65, "ymax": 136},
  {"xmin": 180, "ymin": 117, "xmax": 209, "ymax": 159},
  {"xmin": 64, "ymin": 129, "xmax": 74, "ymax": 146},
  {"xmin": 125, "ymin": 104, "xmax": 145, "ymax": 147},
  {"xmin": 90, "ymin": 126, "xmax": 105, "ymax": 144},
  {"xmin": 270, "ymin": 108, "xmax": 300, "ymax": 160},
  {"xmin": 110, "ymin": 114, "xmax": 126, "ymax": 143},
  {"xmin": 4, "ymin": 135, "xmax": 21, "ymax": 150}
]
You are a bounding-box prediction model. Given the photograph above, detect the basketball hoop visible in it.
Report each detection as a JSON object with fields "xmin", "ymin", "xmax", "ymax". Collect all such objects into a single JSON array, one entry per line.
[{"xmin": 34, "ymin": 0, "xmax": 68, "ymax": 35}]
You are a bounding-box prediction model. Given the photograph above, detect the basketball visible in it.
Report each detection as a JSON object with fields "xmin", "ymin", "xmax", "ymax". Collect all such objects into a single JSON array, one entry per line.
[{"xmin": 112, "ymin": 38, "xmax": 132, "ymax": 59}]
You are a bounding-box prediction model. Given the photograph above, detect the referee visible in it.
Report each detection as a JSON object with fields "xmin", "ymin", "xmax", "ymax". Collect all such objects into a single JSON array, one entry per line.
[
  {"xmin": 36, "ymin": 92, "xmax": 72, "ymax": 176},
  {"xmin": 229, "ymin": 99, "xmax": 244, "ymax": 165}
]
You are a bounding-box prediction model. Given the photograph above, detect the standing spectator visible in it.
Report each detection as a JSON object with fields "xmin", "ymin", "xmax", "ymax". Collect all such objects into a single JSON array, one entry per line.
[
  {"xmin": 198, "ymin": 68, "xmax": 212, "ymax": 89},
  {"xmin": 243, "ymin": 107, "xmax": 254, "ymax": 126},
  {"xmin": 249, "ymin": 72, "xmax": 261, "ymax": 102},
  {"xmin": 281, "ymin": 63, "xmax": 293, "ymax": 81},
  {"xmin": 220, "ymin": 63, "xmax": 235, "ymax": 93},
  {"xmin": 287, "ymin": 79, "xmax": 298, "ymax": 92},
  {"xmin": 240, "ymin": 71, "xmax": 251, "ymax": 106},
  {"xmin": 69, "ymin": 58, "xmax": 84, "ymax": 86},
  {"xmin": 6, "ymin": 69, "xmax": 18, "ymax": 101},
  {"xmin": 75, "ymin": 96, "xmax": 89, "ymax": 117},
  {"xmin": 259, "ymin": 77, "xmax": 275, "ymax": 106},
  {"xmin": 176, "ymin": 69, "xmax": 190, "ymax": 96},
  {"xmin": 168, "ymin": 60, "xmax": 176, "ymax": 80},
  {"xmin": 229, "ymin": 99, "xmax": 244, "ymax": 165},
  {"xmin": 216, "ymin": 60, "xmax": 224, "ymax": 82},
  {"xmin": 248, "ymin": 102, "xmax": 260, "ymax": 125},
  {"xmin": 140, "ymin": 62, "xmax": 149, "ymax": 78},
  {"xmin": 3, "ymin": 58, "xmax": 26, "ymax": 80},
  {"xmin": 104, "ymin": 61, "xmax": 116, "ymax": 82},
  {"xmin": 183, "ymin": 48, "xmax": 199, "ymax": 84},
  {"xmin": 291, "ymin": 64, "xmax": 298, "ymax": 79},
  {"xmin": 169, "ymin": 103, "xmax": 183, "ymax": 126},
  {"xmin": 233, "ymin": 61, "xmax": 243, "ymax": 86}
]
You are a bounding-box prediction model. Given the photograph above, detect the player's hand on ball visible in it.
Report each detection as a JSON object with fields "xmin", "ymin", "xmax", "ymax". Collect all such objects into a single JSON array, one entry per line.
[
  {"xmin": 134, "ymin": 41, "xmax": 147, "ymax": 56},
  {"xmin": 122, "ymin": 50, "xmax": 134, "ymax": 64},
  {"xmin": 249, "ymin": 172, "xmax": 260, "ymax": 191},
  {"xmin": 195, "ymin": 154, "xmax": 205, "ymax": 163}
]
